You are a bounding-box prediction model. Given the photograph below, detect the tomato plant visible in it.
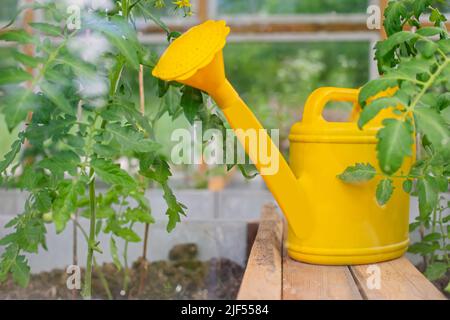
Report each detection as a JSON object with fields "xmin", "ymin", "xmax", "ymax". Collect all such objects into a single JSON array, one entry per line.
[
  {"xmin": 0, "ymin": 0, "xmax": 237, "ymax": 298},
  {"xmin": 338, "ymin": 0, "xmax": 449, "ymax": 290}
]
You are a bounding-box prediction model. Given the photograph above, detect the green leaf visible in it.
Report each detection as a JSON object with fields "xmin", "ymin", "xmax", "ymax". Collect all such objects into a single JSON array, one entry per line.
[
  {"xmin": 86, "ymin": 15, "xmax": 140, "ymax": 69},
  {"xmin": 337, "ymin": 163, "xmax": 376, "ymax": 183},
  {"xmin": 422, "ymin": 232, "xmax": 441, "ymax": 242},
  {"xmin": 125, "ymin": 208, "xmax": 154, "ymax": 224},
  {"xmin": 1, "ymin": 90, "xmax": 37, "ymax": 131},
  {"xmin": 424, "ymin": 262, "xmax": 447, "ymax": 281},
  {"xmin": 116, "ymin": 228, "xmax": 140, "ymax": 242},
  {"xmin": 417, "ymin": 176, "xmax": 439, "ymax": 218},
  {"xmin": 376, "ymin": 31, "xmax": 418, "ymax": 57},
  {"xmin": 358, "ymin": 97, "xmax": 400, "ymax": 129},
  {"xmin": 416, "ymin": 27, "xmax": 444, "ymax": 37},
  {"xmin": 91, "ymin": 158, "xmax": 136, "ymax": 189},
  {"xmin": 402, "ymin": 179, "xmax": 413, "ymax": 193},
  {"xmin": 55, "ymin": 54, "xmax": 96, "ymax": 76},
  {"xmin": 105, "ymin": 123, "xmax": 161, "ymax": 153},
  {"xmin": 109, "ymin": 237, "xmax": 122, "ymax": 271},
  {"xmin": 376, "ymin": 178, "xmax": 394, "ymax": 206},
  {"xmin": 0, "ymin": 135, "xmax": 24, "ymax": 173},
  {"xmin": 180, "ymin": 86, "xmax": 203, "ymax": 124},
  {"xmin": 0, "ymin": 30, "xmax": 33, "ymax": 44},
  {"xmin": 358, "ymin": 78, "xmax": 398, "ymax": 107},
  {"xmin": 12, "ymin": 50, "xmax": 41, "ymax": 68},
  {"xmin": 40, "ymin": 82, "xmax": 73, "ymax": 114},
  {"xmin": 164, "ymin": 86, "xmax": 181, "ymax": 118},
  {"xmin": 437, "ymin": 39, "xmax": 450, "ymax": 53},
  {"xmin": 414, "ymin": 107, "xmax": 450, "ymax": 153},
  {"xmin": 413, "ymin": 0, "xmax": 432, "ymax": 18},
  {"xmin": 29, "ymin": 22, "xmax": 60, "ymax": 36},
  {"xmin": 408, "ymin": 241, "xmax": 439, "ymax": 254},
  {"xmin": 52, "ymin": 181, "xmax": 79, "ymax": 233},
  {"xmin": 409, "ymin": 221, "xmax": 420, "ymax": 232},
  {"xmin": 416, "ymin": 40, "xmax": 438, "ymax": 58},
  {"xmin": 37, "ymin": 150, "xmax": 80, "ymax": 178},
  {"xmin": 163, "ymin": 183, "xmax": 186, "ymax": 232},
  {"xmin": 0, "ymin": 67, "xmax": 32, "ymax": 85},
  {"xmin": 137, "ymin": 2, "xmax": 170, "ymax": 35},
  {"xmin": 377, "ymin": 119, "xmax": 413, "ymax": 175},
  {"xmin": 11, "ymin": 255, "xmax": 30, "ymax": 287},
  {"xmin": 383, "ymin": 1, "xmax": 408, "ymax": 36}
]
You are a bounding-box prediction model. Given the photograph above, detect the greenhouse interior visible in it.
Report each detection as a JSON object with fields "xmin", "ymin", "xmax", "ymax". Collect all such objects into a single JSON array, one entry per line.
[{"xmin": 0, "ymin": 0, "xmax": 449, "ymax": 306}]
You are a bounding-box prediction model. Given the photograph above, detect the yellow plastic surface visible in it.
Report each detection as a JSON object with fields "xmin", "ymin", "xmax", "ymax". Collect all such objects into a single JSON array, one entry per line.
[{"xmin": 152, "ymin": 20, "xmax": 413, "ymax": 265}]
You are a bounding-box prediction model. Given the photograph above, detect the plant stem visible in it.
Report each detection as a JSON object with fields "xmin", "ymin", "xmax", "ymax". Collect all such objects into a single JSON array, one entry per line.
[
  {"xmin": 72, "ymin": 212, "xmax": 78, "ymax": 300},
  {"xmin": 94, "ymin": 258, "xmax": 113, "ymax": 300},
  {"xmin": 82, "ymin": 167, "xmax": 97, "ymax": 299}
]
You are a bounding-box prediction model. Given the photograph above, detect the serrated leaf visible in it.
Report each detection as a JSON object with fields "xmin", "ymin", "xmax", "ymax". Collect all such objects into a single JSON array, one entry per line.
[
  {"xmin": 376, "ymin": 178, "xmax": 394, "ymax": 206},
  {"xmin": 416, "ymin": 40, "xmax": 438, "ymax": 58},
  {"xmin": 37, "ymin": 150, "xmax": 80, "ymax": 177},
  {"xmin": 417, "ymin": 176, "xmax": 439, "ymax": 218},
  {"xmin": 0, "ymin": 30, "xmax": 33, "ymax": 44},
  {"xmin": 416, "ymin": 27, "xmax": 443, "ymax": 37},
  {"xmin": 414, "ymin": 107, "xmax": 450, "ymax": 153},
  {"xmin": 91, "ymin": 158, "xmax": 136, "ymax": 189},
  {"xmin": 181, "ymin": 86, "xmax": 203, "ymax": 124},
  {"xmin": 377, "ymin": 119, "xmax": 413, "ymax": 175},
  {"xmin": 0, "ymin": 67, "xmax": 32, "ymax": 85},
  {"xmin": 424, "ymin": 262, "xmax": 447, "ymax": 281},
  {"xmin": 164, "ymin": 86, "xmax": 181, "ymax": 117},
  {"xmin": 11, "ymin": 255, "xmax": 30, "ymax": 287},
  {"xmin": 358, "ymin": 78, "xmax": 398, "ymax": 107},
  {"xmin": 383, "ymin": 1, "xmax": 409, "ymax": 36},
  {"xmin": 125, "ymin": 208, "xmax": 154, "ymax": 224},
  {"xmin": 105, "ymin": 123, "xmax": 161, "ymax": 153},
  {"xmin": 52, "ymin": 181, "xmax": 79, "ymax": 233},
  {"xmin": 40, "ymin": 82, "xmax": 73, "ymax": 114},
  {"xmin": 0, "ymin": 135, "xmax": 24, "ymax": 173},
  {"xmin": 337, "ymin": 163, "xmax": 376, "ymax": 183},
  {"xmin": 358, "ymin": 97, "xmax": 401, "ymax": 129},
  {"xmin": 376, "ymin": 32, "xmax": 418, "ymax": 57},
  {"xmin": 29, "ymin": 22, "xmax": 60, "ymax": 36}
]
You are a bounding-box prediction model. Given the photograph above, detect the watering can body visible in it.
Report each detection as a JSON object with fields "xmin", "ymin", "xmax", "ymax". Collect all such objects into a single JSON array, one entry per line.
[
  {"xmin": 287, "ymin": 88, "xmax": 412, "ymax": 264},
  {"xmin": 152, "ymin": 20, "xmax": 413, "ymax": 265}
]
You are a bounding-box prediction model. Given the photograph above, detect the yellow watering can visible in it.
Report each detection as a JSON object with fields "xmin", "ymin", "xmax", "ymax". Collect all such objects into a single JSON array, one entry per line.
[{"xmin": 153, "ymin": 20, "xmax": 413, "ymax": 265}]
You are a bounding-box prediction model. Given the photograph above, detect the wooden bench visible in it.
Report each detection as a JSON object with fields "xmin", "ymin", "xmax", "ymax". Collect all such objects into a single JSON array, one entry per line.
[{"xmin": 238, "ymin": 204, "xmax": 446, "ymax": 300}]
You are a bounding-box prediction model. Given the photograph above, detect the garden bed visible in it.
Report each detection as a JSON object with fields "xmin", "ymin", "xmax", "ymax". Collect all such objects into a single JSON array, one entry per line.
[{"xmin": 0, "ymin": 244, "xmax": 244, "ymax": 300}]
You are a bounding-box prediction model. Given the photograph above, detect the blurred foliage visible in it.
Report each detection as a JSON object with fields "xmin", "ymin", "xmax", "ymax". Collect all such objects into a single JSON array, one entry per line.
[{"xmin": 218, "ymin": 0, "xmax": 370, "ymax": 14}]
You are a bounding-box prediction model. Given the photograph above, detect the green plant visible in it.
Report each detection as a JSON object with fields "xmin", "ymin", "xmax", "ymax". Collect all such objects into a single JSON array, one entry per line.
[
  {"xmin": 338, "ymin": 0, "xmax": 449, "ymax": 291},
  {"xmin": 0, "ymin": 0, "xmax": 233, "ymax": 299}
]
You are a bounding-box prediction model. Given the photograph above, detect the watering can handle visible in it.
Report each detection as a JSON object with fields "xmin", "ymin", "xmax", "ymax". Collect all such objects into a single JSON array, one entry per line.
[{"xmin": 302, "ymin": 87, "xmax": 360, "ymax": 124}]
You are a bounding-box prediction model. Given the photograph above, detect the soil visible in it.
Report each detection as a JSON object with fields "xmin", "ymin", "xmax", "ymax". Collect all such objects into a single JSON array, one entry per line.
[{"xmin": 0, "ymin": 244, "xmax": 245, "ymax": 300}]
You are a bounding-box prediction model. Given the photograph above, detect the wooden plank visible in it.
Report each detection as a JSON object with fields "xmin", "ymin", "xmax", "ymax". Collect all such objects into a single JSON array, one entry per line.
[
  {"xmin": 282, "ymin": 257, "xmax": 362, "ymax": 300},
  {"xmin": 237, "ymin": 204, "xmax": 283, "ymax": 300},
  {"xmin": 350, "ymin": 257, "xmax": 446, "ymax": 300}
]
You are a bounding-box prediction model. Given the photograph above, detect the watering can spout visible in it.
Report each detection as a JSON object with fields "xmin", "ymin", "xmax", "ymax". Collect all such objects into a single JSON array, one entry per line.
[{"xmin": 152, "ymin": 20, "xmax": 305, "ymax": 237}]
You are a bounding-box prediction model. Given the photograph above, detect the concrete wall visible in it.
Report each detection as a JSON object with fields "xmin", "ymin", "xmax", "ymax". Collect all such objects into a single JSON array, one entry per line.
[{"xmin": 0, "ymin": 187, "xmax": 275, "ymax": 272}]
